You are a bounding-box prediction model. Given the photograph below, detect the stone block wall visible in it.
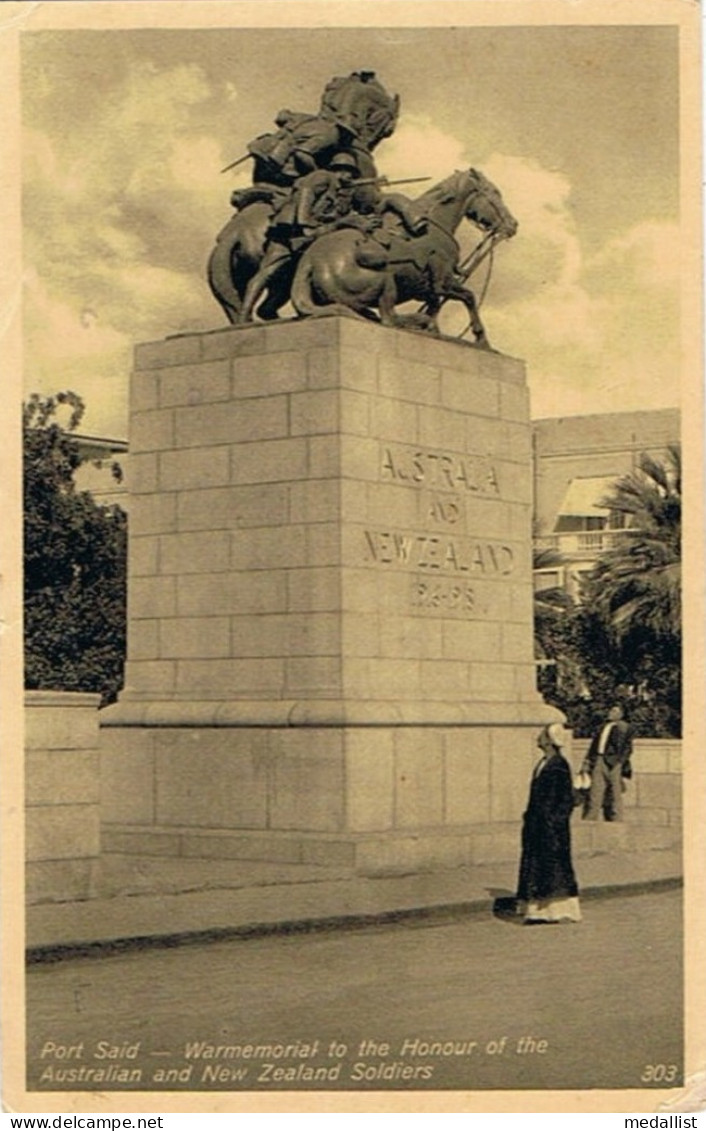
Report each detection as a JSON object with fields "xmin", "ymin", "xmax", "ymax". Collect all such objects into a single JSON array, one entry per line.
[
  {"xmin": 100, "ymin": 732, "xmax": 682, "ymax": 873},
  {"xmin": 25, "ymin": 691, "xmax": 101, "ymax": 904},
  {"xmin": 114, "ymin": 317, "xmax": 539, "ymax": 722},
  {"xmin": 123, "ymin": 319, "xmax": 347, "ymax": 707},
  {"xmin": 100, "ymin": 721, "xmax": 545, "ymax": 874}
]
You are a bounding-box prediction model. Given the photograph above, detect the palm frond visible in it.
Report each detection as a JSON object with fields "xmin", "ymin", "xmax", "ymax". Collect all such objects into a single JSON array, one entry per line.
[{"xmin": 584, "ymin": 445, "xmax": 681, "ymax": 647}]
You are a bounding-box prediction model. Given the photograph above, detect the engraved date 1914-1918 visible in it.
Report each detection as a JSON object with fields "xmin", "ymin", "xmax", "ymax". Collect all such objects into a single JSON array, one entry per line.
[{"xmin": 411, "ymin": 578, "xmax": 475, "ymax": 614}]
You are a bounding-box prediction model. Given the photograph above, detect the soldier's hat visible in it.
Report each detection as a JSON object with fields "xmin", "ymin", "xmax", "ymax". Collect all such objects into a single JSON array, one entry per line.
[{"xmin": 328, "ymin": 152, "xmax": 360, "ymax": 174}]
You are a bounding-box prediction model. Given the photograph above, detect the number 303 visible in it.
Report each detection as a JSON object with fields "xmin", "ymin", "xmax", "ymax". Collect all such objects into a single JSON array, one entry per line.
[{"xmin": 641, "ymin": 1064, "xmax": 679, "ymax": 1083}]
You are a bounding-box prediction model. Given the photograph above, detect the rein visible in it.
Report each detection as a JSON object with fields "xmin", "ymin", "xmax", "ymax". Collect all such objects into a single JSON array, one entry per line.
[
  {"xmin": 423, "ymin": 214, "xmax": 460, "ymax": 246},
  {"xmin": 454, "ymin": 242, "xmax": 496, "ymax": 340},
  {"xmin": 458, "ymin": 230, "xmax": 496, "ymax": 277},
  {"xmin": 476, "ymin": 241, "xmax": 496, "ymax": 308}
]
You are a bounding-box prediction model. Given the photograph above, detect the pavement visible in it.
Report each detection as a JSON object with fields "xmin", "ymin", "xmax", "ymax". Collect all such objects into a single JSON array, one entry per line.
[
  {"xmin": 24, "ymin": 887, "xmax": 684, "ymax": 1095},
  {"xmin": 26, "ymin": 844, "xmax": 682, "ymax": 959}
]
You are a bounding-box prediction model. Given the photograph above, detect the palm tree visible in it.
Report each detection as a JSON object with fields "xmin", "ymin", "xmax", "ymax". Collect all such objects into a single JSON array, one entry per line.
[
  {"xmin": 582, "ymin": 445, "xmax": 681, "ymax": 642},
  {"xmin": 571, "ymin": 447, "xmax": 681, "ymax": 736}
]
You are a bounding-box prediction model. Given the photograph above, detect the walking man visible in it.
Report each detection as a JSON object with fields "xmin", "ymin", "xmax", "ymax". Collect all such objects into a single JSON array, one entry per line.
[{"xmin": 582, "ymin": 704, "xmax": 633, "ymax": 821}]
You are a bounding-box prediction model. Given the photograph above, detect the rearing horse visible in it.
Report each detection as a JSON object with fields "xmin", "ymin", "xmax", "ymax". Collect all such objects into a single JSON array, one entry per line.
[{"xmin": 289, "ymin": 168, "xmax": 517, "ymax": 343}]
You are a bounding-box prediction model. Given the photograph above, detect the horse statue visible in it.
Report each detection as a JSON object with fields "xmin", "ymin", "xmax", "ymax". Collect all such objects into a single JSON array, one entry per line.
[
  {"xmin": 207, "ymin": 196, "xmax": 285, "ymax": 324},
  {"xmin": 208, "ymin": 167, "xmax": 516, "ymax": 340},
  {"xmin": 289, "ymin": 168, "xmax": 518, "ymax": 344}
]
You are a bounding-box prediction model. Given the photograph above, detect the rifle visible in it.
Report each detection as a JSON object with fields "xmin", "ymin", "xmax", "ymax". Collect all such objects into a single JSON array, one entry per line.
[{"xmin": 355, "ymin": 175, "xmax": 431, "ymax": 189}]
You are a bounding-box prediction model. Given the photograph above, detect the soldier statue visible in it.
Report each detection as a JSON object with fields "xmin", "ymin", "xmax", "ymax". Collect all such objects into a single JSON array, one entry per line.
[
  {"xmin": 237, "ymin": 150, "xmax": 425, "ymax": 324},
  {"xmin": 207, "ymin": 71, "xmax": 517, "ymax": 340},
  {"xmin": 243, "ymin": 70, "xmax": 399, "ymax": 186}
]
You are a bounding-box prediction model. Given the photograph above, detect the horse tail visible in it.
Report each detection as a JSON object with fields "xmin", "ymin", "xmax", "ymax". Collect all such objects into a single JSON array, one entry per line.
[{"xmin": 207, "ymin": 217, "xmax": 244, "ymax": 323}]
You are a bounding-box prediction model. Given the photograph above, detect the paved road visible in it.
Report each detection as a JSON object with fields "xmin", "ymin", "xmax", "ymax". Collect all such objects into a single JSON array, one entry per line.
[{"xmin": 26, "ymin": 887, "xmax": 682, "ymax": 1093}]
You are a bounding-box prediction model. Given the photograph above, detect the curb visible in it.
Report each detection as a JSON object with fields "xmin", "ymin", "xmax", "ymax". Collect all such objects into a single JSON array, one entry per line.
[{"xmin": 26, "ymin": 874, "xmax": 682, "ymax": 967}]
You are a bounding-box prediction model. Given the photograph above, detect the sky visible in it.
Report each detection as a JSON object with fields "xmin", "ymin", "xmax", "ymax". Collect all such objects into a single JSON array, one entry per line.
[{"xmin": 20, "ymin": 24, "xmax": 681, "ymax": 437}]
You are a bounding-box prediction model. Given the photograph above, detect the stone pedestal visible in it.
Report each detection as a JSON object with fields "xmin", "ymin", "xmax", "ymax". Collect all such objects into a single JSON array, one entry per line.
[{"xmin": 102, "ymin": 316, "xmax": 557, "ymax": 874}]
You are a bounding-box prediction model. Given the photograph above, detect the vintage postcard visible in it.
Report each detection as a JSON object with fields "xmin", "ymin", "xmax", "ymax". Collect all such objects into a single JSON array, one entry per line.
[{"xmin": 1, "ymin": 0, "xmax": 704, "ymax": 1115}]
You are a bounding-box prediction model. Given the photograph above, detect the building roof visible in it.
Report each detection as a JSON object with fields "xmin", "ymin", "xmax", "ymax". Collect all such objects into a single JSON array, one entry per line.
[
  {"xmin": 532, "ymin": 408, "xmax": 680, "ymax": 457},
  {"xmin": 556, "ymin": 476, "xmax": 614, "ymax": 517}
]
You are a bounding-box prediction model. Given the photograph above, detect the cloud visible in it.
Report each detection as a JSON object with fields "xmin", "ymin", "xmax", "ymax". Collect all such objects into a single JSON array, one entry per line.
[
  {"xmin": 587, "ymin": 220, "xmax": 680, "ymax": 291},
  {"xmin": 377, "ymin": 114, "xmax": 470, "ymax": 181},
  {"xmin": 22, "ymin": 73, "xmax": 680, "ymax": 434},
  {"xmin": 23, "ymin": 58, "xmax": 234, "ymax": 433},
  {"xmin": 445, "ymin": 151, "xmax": 682, "ymax": 415},
  {"xmin": 480, "ymin": 153, "xmax": 583, "ymax": 298},
  {"xmin": 486, "ymin": 214, "xmax": 680, "ymax": 417},
  {"xmin": 23, "ymin": 272, "xmax": 132, "ymax": 436},
  {"xmin": 169, "ymin": 136, "xmax": 227, "ymax": 191},
  {"xmin": 24, "ymin": 270, "xmax": 127, "ymax": 360}
]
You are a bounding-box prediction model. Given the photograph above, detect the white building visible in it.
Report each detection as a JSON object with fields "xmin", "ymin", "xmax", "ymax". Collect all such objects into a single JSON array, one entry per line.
[{"xmin": 532, "ymin": 409, "xmax": 680, "ymax": 599}]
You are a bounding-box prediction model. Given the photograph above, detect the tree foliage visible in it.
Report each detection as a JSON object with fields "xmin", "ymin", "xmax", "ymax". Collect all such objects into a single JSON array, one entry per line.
[
  {"xmin": 24, "ymin": 392, "xmax": 127, "ymax": 706},
  {"xmin": 536, "ymin": 448, "xmax": 681, "ymax": 738}
]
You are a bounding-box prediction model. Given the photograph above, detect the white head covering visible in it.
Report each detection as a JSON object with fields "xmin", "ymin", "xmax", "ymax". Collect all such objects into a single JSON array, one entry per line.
[{"xmin": 544, "ymin": 722, "xmax": 567, "ymax": 749}]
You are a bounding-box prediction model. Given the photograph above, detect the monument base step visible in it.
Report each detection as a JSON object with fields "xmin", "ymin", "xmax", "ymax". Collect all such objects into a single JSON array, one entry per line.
[
  {"xmin": 100, "ymin": 817, "xmax": 681, "ymax": 879},
  {"xmin": 101, "ymin": 824, "xmax": 493, "ymax": 876},
  {"xmin": 102, "ymin": 827, "xmax": 360, "ymax": 870},
  {"xmin": 26, "ymin": 847, "xmax": 682, "ymax": 953},
  {"xmin": 96, "ymin": 852, "xmax": 351, "ymax": 899}
]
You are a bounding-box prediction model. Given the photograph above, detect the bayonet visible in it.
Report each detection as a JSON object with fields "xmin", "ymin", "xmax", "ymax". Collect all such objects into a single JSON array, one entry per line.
[{"xmin": 220, "ymin": 153, "xmax": 254, "ymax": 174}]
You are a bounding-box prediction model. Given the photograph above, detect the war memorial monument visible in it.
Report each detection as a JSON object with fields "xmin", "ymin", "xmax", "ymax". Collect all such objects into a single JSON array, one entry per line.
[
  {"xmin": 99, "ymin": 70, "xmax": 559, "ymax": 880},
  {"xmin": 17, "ymin": 38, "xmax": 686, "ymax": 1105}
]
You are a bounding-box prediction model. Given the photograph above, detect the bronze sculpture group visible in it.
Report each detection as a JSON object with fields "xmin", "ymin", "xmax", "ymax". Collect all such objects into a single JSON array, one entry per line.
[{"xmin": 208, "ymin": 71, "xmax": 517, "ymax": 343}]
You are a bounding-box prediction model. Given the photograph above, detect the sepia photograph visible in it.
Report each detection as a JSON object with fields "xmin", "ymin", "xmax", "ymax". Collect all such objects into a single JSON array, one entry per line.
[{"xmin": 0, "ymin": 0, "xmax": 703, "ymax": 1114}]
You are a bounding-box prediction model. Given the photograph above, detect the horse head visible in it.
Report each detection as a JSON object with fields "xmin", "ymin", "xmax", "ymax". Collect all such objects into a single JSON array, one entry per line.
[
  {"xmin": 462, "ymin": 168, "xmax": 518, "ymax": 241},
  {"xmin": 410, "ymin": 167, "xmax": 517, "ymax": 245}
]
